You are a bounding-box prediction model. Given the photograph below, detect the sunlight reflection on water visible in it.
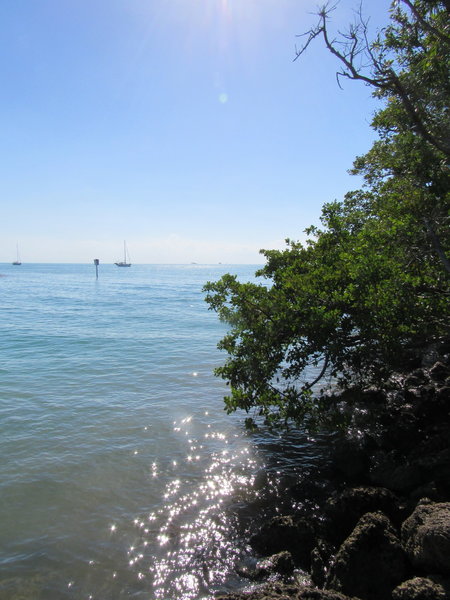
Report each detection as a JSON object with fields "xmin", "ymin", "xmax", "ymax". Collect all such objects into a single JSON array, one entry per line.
[
  {"xmin": 1, "ymin": 265, "xmax": 333, "ymax": 600},
  {"xmin": 123, "ymin": 414, "xmax": 257, "ymax": 600}
]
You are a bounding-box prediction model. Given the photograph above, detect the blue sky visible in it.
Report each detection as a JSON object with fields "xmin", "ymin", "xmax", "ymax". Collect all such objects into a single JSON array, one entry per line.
[{"xmin": 0, "ymin": 0, "xmax": 392, "ymax": 264}]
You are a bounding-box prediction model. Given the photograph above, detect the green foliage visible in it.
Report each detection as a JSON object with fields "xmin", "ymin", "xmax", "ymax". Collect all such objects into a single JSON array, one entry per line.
[{"xmin": 204, "ymin": 0, "xmax": 450, "ymax": 429}]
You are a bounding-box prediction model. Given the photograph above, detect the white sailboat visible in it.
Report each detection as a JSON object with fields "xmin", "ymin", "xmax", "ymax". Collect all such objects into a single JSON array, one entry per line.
[
  {"xmin": 12, "ymin": 243, "xmax": 21, "ymax": 265},
  {"xmin": 115, "ymin": 241, "xmax": 131, "ymax": 267}
]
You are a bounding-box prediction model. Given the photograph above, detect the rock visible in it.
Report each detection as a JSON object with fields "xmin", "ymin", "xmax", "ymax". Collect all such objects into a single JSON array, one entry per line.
[
  {"xmin": 405, "ymin": 369, "xmax": 430, "ymax": 387},
  {"xmin": 406, "ymin": 447, "xmax": 450, "ymax": 501},
  {"xmin": 236, "ymin": 551, "xmax": 296, "ymax": 581},
  {"xmin": 422, "ymin": 346, "xmax": 445, "ymax": 369},
  {"xmin": 429, "ymin": 362, "xmax": 450, "ymax": 384},
  {"xmin": 324, "ymin": 486, "xmax": 402, "ymax": 543},
  {"xmin": 310, "ymin": 539, "xmax": 334, "ymax": 588},
  {"xmin": 215, "ymin": 582, "xmax": 358, "ymax": 599},
  {"xmin": 222, "ymin": 356, "xmax": 450, "ymax": 600},
  {"xmin": 410, "ymin": 385, "xmax": 450, "ymax": 423},
  {"xmin": 392, "ymin": 576, "xmax": 448, "ymax": 599},
  {"xmin": 369, "ymin": 453, "xmax": 423, "ymax": 493},
  {"xmin": 409, "ymin": 482, "xmax": 442, "ymax": 505},
  {"xmin": 416, "ymin": 448, "xmax": 450, "ymax": 477},
  {"xmin": 401, "ymin": 501, "xmax": 450, "ymax": 575},
  {"xmin": 435, "ymin": 386, "xmax": 450, "ymax": 402},
  {"xmin": 410, "ymin": 428, "xmax": 450, "ymax": 460},
  {"xmin": 327, "ymin": 512, "xmax": 407, "ymax": 600},
  {"xmin": 330, "ymin": 438, "xmax": 369, "ymax": 481},
  {"xmin": 250, "ymin": 515, "xmax": 316, "ymax": 569},
  {"xmin": 256, "ymin": 551, "xmax": 295, "ymax": 578},
  {"xmin": 256, "ymin": 550, "xmax": 294, "ymax": 575},
  {"xmin": 289, "ymin": 475, "xmax": 335, "ymax": 509},
  {"xmin": 378, "ymin": 408, "xmax": 420, "ymax": 453}
]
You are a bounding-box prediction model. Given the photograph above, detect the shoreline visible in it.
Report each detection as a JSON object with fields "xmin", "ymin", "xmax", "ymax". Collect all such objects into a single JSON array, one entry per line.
[{"xmin": 216, "ymin": 351, "xmax": 450, "ymax": 600}]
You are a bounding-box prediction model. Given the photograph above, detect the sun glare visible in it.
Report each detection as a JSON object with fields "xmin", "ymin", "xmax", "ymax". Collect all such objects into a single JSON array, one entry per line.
[
  {"xmin": 126, "ymin": 0, "xmax": 304, "ymax": 111},
  {"xmin": 159, "ymin": 0, "xmax": 278, "ymax": 58}
]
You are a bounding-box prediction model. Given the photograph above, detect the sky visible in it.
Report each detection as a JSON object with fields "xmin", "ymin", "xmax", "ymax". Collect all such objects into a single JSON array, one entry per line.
[{"xmin": 0, "ymin": 0, "xmax": 393, "ymax": 264}]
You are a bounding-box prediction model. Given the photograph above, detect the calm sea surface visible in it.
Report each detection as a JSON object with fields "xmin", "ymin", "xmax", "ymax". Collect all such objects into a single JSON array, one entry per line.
[{"xmin": 0, "ymin": 263, "xmax": 329, "ymax": 600}]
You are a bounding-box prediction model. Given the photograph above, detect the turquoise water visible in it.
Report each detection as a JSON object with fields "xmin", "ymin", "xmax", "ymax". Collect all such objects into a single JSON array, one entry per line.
[{"xmin": 0, "ymin": 263, "xmax": 328, "ymax": 600}]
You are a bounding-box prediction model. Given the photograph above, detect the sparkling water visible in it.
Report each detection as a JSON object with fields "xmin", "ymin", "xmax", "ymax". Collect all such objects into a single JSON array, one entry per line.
[{"xmin": 0, "ymin": 263, "xmax": 328, "ymax": 600}]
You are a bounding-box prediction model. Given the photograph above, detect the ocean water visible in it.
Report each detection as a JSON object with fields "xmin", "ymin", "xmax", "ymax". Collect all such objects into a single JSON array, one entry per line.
[{"xmin": 0, "ymin": 263, "xmax": 329, "ymax": 600}]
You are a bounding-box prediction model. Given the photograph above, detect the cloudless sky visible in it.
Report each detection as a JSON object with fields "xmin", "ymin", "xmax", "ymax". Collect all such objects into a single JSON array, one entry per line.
[{"xmin": 0, "ymin": 0, "xmax": 392, "ymax": 264}]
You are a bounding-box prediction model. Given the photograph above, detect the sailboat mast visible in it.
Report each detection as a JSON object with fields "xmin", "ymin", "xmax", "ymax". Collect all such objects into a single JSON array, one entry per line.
[
  {"xmin": 12, "ymin": 243, "xmax": 22, "ymax": 265},
  {"xmin": 115, "ymin": 240, "xmax": 131, "ymax": 266}
]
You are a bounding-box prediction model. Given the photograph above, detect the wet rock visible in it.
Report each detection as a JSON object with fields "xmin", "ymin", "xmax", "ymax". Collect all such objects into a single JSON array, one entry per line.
[
  {"xmin": 392, "ymin": 576, "xmax": 448, "ymax": 600},
  {"xmin": 310, "ymin": 539, "xmax": 334, "ymax": 588},
  {"xmin": 215, "ymin": 582, "xmax": 358, "ymax": 600},
  {"xmin": 250, "ymin": 515, "xmax": 316, "ymax": 569},
  {"xmin": 410, "ymin": 386, "xmax": 449, "ymax": 424},
  {"xmin": 324, "ymin": 486, "xmax": 403, "ymax": 543},
  {"xmin": 429, "ymin": 362, "xmax": 450, "ymax": 384},
  {"xmin": 224, "ymin": 354, "xmax": 450, "ymax": 600},
  {"xmin": 405, "ymin": 369, "xmax": 430, "ymax": 387},
  {"xmin": 415, "ymin": 449, "xmax": 450, "ymax": 484},
  {"xmin": 422, "ymin": 346, "xmax": 445, "ymax": 369},
  {"xmin": 409, "ymin": 482, "xmax": 442, "ymax": 505},
  {"xmin": 289, "ymin": 474, "xmax": 335, "ymax": 509},
  {"xmin": 401, "ymin": 501, "xmax": 450, "ymax": 575},
  {"xmin": 369, "ymin": 453, "xmax": 423, "ymax": 493},
  {"xmin": 237, "ymin": 552, "xmax": 296, "ymax": 581},
  {"xmin": 411, "ymin": 428, "xmax": 450, "ymax": 460},
  {"xmin": 330, "ymin": 438, "xmax": 369, "ymax": 481},
  {"xmin": 435, "ymin": 385, "xmax": 450, "ymax": 401},
  {"xmin": 417, "ymin": 385, "xmax": 437, "ymax": 401},
  {"xmin": 255, "ymin": 551, "xmax": 296, "ymax": 579},
  {"xmin": 327, "ymin": 511, "xmax": 407, "ymax": 600}
]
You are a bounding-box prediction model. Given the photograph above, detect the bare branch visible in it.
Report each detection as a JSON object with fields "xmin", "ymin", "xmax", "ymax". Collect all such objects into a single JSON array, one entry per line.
[{"xmin": 294, "ymin": 2, "xmax": 450, "ymax": 157}]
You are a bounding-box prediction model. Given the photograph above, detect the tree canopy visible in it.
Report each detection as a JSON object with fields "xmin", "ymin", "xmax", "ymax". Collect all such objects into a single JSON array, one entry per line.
[{"xmin": 204, "ymin": 0, "xmax": 450, "ymax": 429}]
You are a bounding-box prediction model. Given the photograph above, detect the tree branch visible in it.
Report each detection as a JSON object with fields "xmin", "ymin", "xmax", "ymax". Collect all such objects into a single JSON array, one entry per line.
[
  {"xmin": 304, "ymin": 354, "xmax": 331, "ymax": 390},
  {"xmin": 423, "ymin": 217, "xmax": 450, "ymax": 276},
  {"xmin": 399, "ymin": 0, "xmax": 450, "ymax": 45},
  {"xmin": 294, "ymin": 2, "xmax": 450, "ymax": 157}
]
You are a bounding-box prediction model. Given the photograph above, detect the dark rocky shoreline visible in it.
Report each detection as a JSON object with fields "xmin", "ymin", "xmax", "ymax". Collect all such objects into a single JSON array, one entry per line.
[{"xmin": 216, "ymin": 352, "xmax": 450, "ymax": 600}]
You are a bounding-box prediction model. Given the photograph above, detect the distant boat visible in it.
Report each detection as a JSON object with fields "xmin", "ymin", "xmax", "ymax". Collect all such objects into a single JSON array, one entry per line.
[
  {"xmin": 12, "ymin": 244, "xmax": 21, "ymax": 265},
  {"xmin": 115, "ymin": 241, "xmax": 131, "ymax": 267}
]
